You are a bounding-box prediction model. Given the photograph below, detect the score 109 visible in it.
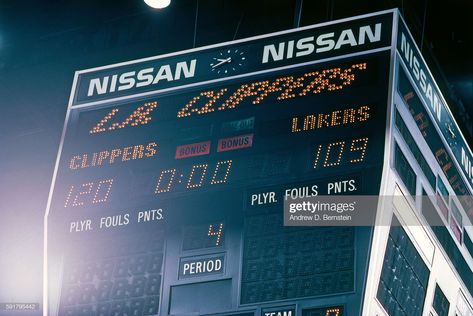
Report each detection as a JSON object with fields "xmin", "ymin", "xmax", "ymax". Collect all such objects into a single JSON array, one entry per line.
[
  {"xmin": 63, "ymin": 160, "xmax": 232, "ymax": 208},
  {"xmin": 313, "ymin": 136, "xmax": 369, "ymax": 169}
]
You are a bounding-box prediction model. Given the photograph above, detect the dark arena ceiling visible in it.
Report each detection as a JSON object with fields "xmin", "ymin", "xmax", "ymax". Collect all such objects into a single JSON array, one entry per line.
[{"xmin": 0, "ymin": 0, "xmax": 471, "ymax": 312}]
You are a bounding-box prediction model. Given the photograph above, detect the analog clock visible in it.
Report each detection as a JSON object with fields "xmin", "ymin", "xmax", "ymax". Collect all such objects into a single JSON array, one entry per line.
[
  {"xmin": 210, "ymin": 48, "xmax": 246, "ymax": 75},
  {"xmin": 445, "ymin": 122, "xmax": 458, "ymax": 147}
]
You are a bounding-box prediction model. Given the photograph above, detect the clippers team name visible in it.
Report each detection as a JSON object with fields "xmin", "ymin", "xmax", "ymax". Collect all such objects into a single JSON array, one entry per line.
[
  {"xmin": 87, "ymin": 59, "xmax": 197, "ymax": 97},
  {"xmin": 262, "ymin": 23, "xmax": 382, "ymax": 64}
]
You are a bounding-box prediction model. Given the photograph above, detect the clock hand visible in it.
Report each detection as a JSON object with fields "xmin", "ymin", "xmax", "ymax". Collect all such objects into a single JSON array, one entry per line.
[{"xmin": 211, "ymin": 57, "xmax": 232, "ymax": 68}]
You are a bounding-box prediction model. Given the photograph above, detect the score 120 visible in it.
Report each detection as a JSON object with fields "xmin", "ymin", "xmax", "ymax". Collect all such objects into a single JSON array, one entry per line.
[{"xmin": 64, "ymin": 179, "xmax": 113, "ymax": 208}]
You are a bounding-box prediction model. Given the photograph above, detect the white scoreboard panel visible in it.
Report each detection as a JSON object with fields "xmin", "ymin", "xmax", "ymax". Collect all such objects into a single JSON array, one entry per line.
[{"xmin": 362, "ymin": 13, "xmax": 473, "ymax": 316}]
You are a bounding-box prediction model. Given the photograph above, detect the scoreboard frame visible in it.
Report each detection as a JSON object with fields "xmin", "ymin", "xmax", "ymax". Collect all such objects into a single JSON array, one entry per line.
[{"xmin": 44, "ymin": 9, "xmax": 400, "ymax": 316}]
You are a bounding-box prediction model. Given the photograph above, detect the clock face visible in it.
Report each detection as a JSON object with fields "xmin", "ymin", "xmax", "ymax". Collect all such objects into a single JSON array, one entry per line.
[
  {"xmin": 445, "ymin": 122, "xmax": 458, "ymax": 147},
  {"xmin": 210, "ymin": 48, "xmax": 246, "ymax": 75}
]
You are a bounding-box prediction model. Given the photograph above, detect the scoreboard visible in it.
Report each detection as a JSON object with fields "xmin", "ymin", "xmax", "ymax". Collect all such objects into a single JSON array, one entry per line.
[{"xmin": 45, "ymin": 11, "xmax": 395, "ymax": 316}]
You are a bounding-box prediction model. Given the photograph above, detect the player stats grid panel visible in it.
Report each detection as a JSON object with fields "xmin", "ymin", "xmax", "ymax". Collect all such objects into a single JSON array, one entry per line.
[{"xmin": 45, "ymin": 10, "xmax": 395, "ymax": 316}]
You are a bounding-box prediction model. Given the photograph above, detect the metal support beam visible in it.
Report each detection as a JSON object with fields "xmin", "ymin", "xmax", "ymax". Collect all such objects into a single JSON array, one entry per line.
[{"xmin": 293, "ymin": 0, "xmax": 304, "ymax": 28}]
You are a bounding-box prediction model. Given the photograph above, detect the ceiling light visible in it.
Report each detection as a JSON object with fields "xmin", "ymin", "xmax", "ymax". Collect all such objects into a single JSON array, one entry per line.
[{"xmin": 144, "ymin": 0, "xmax": 171, "ymax": 9}]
